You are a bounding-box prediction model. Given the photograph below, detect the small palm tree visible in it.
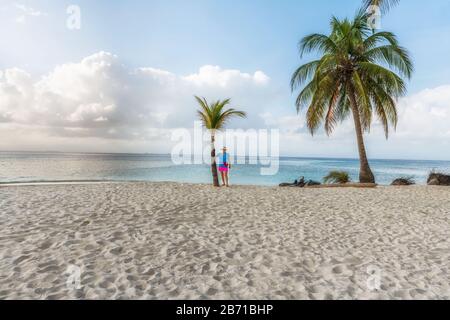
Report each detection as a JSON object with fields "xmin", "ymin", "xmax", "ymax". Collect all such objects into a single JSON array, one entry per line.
[
  {"xmin": 291, "ymin": 11, "xmax": 413, "ymax": 183},
  {"xmin": 324, "ymin": 171, "xmax": 351, "ymax": 184},
  {"xmin": 195, "ymin": 96, "xmax": 247, "ymax": 187}
]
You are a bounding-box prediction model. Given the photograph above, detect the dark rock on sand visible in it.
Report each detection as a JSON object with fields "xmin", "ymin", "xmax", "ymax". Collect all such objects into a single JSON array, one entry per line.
[
  {"xmin": 279, "ymin": 182, "xmax": 294, "ymax": 187},
  {"xmin": 279, "ymin": 177, "xmax": 321, "ymax": 188},
  {"xmin": 427, "ymin": 173, "xmax": 450, "ymax": 186},
  {"xmin": 391, "ymin": 178, "xmax": 415, "ymax": 186},
  {"xmin": 280, "ymin": 177, "xmax": 305, "ymax": 188},
  {"xmin": 296, "ymin": 177, "xmax": 306, "ymax": 187},
  {"xmin": 305, "ymin": 180, "xmax": 321, "ymax": 186}
]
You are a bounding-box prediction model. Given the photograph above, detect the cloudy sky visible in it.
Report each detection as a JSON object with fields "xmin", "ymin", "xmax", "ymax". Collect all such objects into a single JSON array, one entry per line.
[{"xmin": 1, "ymin": 0, "xmax": 450, "ymax": 160}]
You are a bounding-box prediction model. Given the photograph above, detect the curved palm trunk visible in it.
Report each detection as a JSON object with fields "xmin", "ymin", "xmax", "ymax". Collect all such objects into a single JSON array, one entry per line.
[
  {"xmin": 349, "ymin": 91, "xmax": 376, "ymax": 184},
  {"xmin": 210, "ymin": 133, "xmax": 220, "ymax": 187}
]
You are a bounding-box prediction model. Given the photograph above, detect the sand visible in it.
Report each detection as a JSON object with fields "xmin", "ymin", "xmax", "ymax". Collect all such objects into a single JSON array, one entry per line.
[{"xmin": 0, "ymin": 182, "xmax": 450, "ymax": 300}]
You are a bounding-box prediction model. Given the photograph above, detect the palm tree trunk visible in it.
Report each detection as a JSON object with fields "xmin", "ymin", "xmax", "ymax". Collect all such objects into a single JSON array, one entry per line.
[
  {"xmin": 348, "ymin": 90, "xmax": 376, "ymax": 184},
  {"xmin": 210, "ymin": 133, "xmax": 220, "ymax": 187}
]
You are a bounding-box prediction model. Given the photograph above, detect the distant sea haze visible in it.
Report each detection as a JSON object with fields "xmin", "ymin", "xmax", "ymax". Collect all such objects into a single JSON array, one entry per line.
[{"xmin": 1, "ymin": 152, "xmax": 449, "ymax": 186}]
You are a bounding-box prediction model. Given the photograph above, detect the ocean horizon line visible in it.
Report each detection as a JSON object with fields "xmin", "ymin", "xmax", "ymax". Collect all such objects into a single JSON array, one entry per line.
[{"xmin": 1, "ymin": 150, "xmax": 449, "ymax": 164}]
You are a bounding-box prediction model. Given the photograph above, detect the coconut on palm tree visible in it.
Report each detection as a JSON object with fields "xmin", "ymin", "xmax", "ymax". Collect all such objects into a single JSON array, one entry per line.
[
  {"xmin": 195, "ymin": 96, "xmax": 247, "ymax": 187},
  {"xmin": 291, "ymin": 11, "xmax": 413, "ymax": 183}
]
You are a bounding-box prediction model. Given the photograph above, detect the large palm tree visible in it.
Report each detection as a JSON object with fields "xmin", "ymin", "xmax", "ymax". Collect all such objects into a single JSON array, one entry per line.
[
  {"xmin": 291, "ymin": 11, "xmax": 413, "ymax": 183},
  {"xmin": 195, "ymin": 96, "xmax": 247, "ymax": 187}
]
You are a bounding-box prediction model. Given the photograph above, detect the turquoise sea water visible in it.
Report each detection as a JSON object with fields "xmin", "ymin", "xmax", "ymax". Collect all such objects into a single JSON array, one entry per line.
[{"xmin": 1, "ymin": 152, "xmax": 449, "ymax": 186}]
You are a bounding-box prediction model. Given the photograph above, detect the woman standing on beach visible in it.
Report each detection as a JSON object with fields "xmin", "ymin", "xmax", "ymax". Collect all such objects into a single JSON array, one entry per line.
[{"xmin": 217, "ymin": 147, "xmax": 231, "ymax": 187}]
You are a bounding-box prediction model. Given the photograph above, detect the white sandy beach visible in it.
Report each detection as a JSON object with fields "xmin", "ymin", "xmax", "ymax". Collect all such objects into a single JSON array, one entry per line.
[{"xmin": 1, "ymin": 182, "xmax": 450, "ymax": 300}]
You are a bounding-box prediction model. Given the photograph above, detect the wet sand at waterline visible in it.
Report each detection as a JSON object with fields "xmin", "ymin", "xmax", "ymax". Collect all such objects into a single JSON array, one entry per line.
[{"xmin": 1, "ymin": 182, "xmax": 450, "ymax": 299}]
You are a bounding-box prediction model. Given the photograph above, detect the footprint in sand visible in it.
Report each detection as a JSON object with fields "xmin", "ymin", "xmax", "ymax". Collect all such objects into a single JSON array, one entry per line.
[
  {"xmin": 13, "ymin": 255, "xmax": 31, "ymax": 264},
  {"xmin": 109, "ymin": 247, "xmax": 123, "ymax": 255},
  {"xmin": 332, "ymin": 266, "xmax": 344, "ymax": 274}
]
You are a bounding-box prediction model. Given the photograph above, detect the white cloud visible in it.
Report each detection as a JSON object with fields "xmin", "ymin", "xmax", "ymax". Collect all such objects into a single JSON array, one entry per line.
[
  {"xmin": 183, "ymin": 65, "xmax": 270, "ymax": 87},
  {"xmin": 396, "ymin": 85, "xmax": 450, "ymax": 139},
  {"xmin": 260, "ymin": 112, "xmax": 305, "ymax": 134},
  {"xmin": 14, "ymin": 3, "xmax": 46, "ymax": 24},
  {"xmin": 15, "ymin": 15, "xmax": 25, "ymax": 24},
  {"xmin": 281, "ymin": 85, "xmax": 450, "ymax": 159},
  {"xmin": 0, "ymin": 51, "xmax": 277, "ymax": 151},
  {"xmin": 0, "ymin": 51, "xmax": 449, "ymax": 159}
]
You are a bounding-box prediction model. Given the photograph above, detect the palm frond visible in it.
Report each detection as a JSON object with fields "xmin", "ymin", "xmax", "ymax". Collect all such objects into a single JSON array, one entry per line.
[
  {"xmin": 299, "ymin": 34, "xmax": 337, "ymax": 57},
  {"xmin": 194, "ymin": 96, "xmax": 247, "ymax": 131},
  {"xmin": 290, "ymin": 60, "xmax": 321, "ymax": 91},
  {"xmin": 324, "ymin": 83, "xmax": 342, "ymax": 135},
  {"xmin": 364, "ymin": 44, "xmax": 413, "ymax": 79}
]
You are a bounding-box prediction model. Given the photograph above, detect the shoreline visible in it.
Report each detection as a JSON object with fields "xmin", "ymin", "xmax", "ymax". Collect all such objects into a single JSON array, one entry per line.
[
  {"xmin": 0, "ymin": 180, "xmax": 120, "ymax": 187},
  {"xmin": 0, "ymin": 180, "xmax": 282, "ymax": 189},
  {"xmin": 0, "ymin": 179, "xmax": 444, "ymax": 188}
]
